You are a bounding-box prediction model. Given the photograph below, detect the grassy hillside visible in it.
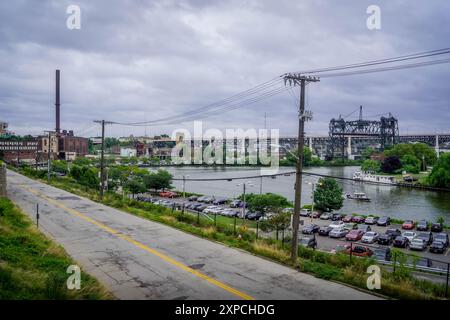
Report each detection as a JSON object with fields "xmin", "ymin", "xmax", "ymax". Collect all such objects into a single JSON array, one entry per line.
[{"xmin": 0, "ymin": 197, "xmax": 112, "ymax": 299}]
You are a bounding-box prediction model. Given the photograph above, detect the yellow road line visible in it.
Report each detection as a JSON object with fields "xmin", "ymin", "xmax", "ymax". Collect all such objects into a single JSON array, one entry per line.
[
  {"xmin": 20, "ymin": 184, "xmax": 254, "ymax": 300},
  {"xmin": 446, "ymin": 248, "xmax": 449, "ymax": 257}
]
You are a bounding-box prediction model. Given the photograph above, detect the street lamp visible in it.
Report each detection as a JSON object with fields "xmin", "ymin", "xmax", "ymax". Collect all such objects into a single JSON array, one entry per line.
[
  {"xmin": 236, "ymin": 181, "xmax": 254, "ymax": 218},
  {"xmin": 182, "ymin": 175, "xmax": 189, "ymax": 198}
]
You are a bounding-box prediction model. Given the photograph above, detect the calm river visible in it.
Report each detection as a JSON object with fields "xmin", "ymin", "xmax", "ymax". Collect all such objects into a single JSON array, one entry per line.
[{"xmin": 158, "ymin": 166, "xmax": 450, "ymax": 223}]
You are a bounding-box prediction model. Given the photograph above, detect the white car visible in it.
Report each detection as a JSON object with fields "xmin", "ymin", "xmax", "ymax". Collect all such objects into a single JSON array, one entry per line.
[
  {"xmin": 320, "ymin": 213, "xmax": 331, "ymax": 220},
  {"xmin": 361, "ymin": 231, "xmax": 379, "ymax": 243},
  {"xmin": 203, "ymin": 206, "xmax": 220, "ymax": 214},
  {"xmin": 221, "ymin": 209, "xmax": 238, "ymax": 217},
  {"xmin": 329, "ymin": 220, "xmax": 345, "ymax": 229},
  {"xmin": 402, "ymin": 231, "xmax": 417, "ymax": 243}
]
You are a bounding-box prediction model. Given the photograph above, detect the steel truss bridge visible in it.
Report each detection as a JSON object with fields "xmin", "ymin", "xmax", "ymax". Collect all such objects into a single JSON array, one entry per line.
[{"xmin": 279, "ymin": 133, "xmax": 450, "ymax": 160}]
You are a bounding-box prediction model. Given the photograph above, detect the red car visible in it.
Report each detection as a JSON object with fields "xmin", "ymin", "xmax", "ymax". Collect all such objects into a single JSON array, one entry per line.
[
  {"xmin": 159, "ymin": 191, "xmax": 178, "ymax": 198},
  {"xmin": 351, "ymin": 216, "xmax": 365, "ymax": 224},
  {"xmin": 342, "ymin": 215, "xmax": 353, "ymax": 223},
  {"xmin": 402, "ymin": 220, "xmax": 415, "ymax": 230},
  {"xmin": 344, "ymin": 245, "xmax": 373, "ymax": 257},
  {"xmin": 345, "ymin": 229, "xmax": 364, "ymax": 241}
]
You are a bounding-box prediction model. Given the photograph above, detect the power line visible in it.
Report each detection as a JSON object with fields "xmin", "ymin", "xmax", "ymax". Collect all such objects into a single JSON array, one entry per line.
[
  {"xmin": 317, "ymin": 57, "xmax": 450, "ymax": 78},
  {"xmin": 293, "ymin": 47, "xmax": 450, "ymax": 74}
]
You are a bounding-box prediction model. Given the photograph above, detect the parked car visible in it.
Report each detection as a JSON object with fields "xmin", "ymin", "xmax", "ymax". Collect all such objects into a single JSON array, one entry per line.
[
  {"xmin": 386, "ymin": 228, "xmax": 402, "ymax": 238},
  {"xmin": 342, "ymin": 215, "xmax": 353, "ymax": 223},
  {"xmin": 416, "ymin": 220, "xmax": 429, "ymax": 231},
  {"xmin": 159, "ymin": 191, "xmax": 178, "ymax": 198},
  {"xmin": 393, "ymin": 236, "xmax": 409, "ymax": 248},
  {"xmin": 434, "ymin": 233, "xmax": 449, "ymax": 247},
  {"xmin": 416, "ymin": 232, "xmax": 433, "ymax": 245},
  {"xmin": 331, "ymin": 244, "xmax": 349, "ymax": 254},
  {"xmin": 203, "ymin": 206, "xmax": 220, "ymax": 214},
  {"xmin": 320, "ymin": 213, "xmax": 331, "ymax": 220},
  {"xmin": 311, "ymin": 211, "xmax": 322, "ymax": 219},
  {"xmin": 402, "ymin": 220, "xmax": 415, "ymax": 230},
  {"xmin": 329, "ymin": 228, "xmax": 349, "ymax": 238},
  {"xmin": 331, "ymin": 213, "xmax": 342, "ymax": 221},
  {"xmin": 410, "ymin": 238, "xmax": 427, "ymax": 251},
  {"xmin": 429, "ymin": 241, "xmax": 447, "ymax": 254},
  {"xmin": 351, "ymin": 216, "xmax": 365, "ymax": 224},
  {"xmin": 246, "ymin": 211, "xmax": 263, "ymax": 220},
  {"xmin": 377, "ymin": 216, "xmax": 391, "ymax": 226},
  {"xmin": 345, "ymin": 229, "xmax": 364, "ymax": 241},
  {"xmin": 212, "ymin": 197, "xmax": 228, "ymax": 205},
  {"xmin": 197, "ymin": 196, "xmax": 208, "ymax": 202},
  {"xmin": 402, "ymin": 231, "xmax": 417, "ymax": 243},
  {"xmin": 431, "ymin": 223, "xmax": 443, "ymax": 232},
  {"xmin": 282, "ymin": 207, "xmax": 294, "ymax": 214},
  {"xmin": 188, "ymin": 203, "xmax": 202, "ymax": 210},
  {"xmin": 344, "ymin": 245, "xmax": 373, "ymax": 257},
  {"xmin": 187, "ymin": 195, "xmax": 198, "ymax": 201},
  {"xmin": 221, "ymin": 209, "xmax": 239, "ymax": 217},
  {"xmin": 357, "ymin": 225, "xmax": 372, "ymax": 233},
  {"xmin": 365, "ymin": 216, "xmax": 379, "ymax": 225},
  {"xmin": 372, "ymin": 247, "xmax": 391, "ymax": 261},
  {"xmin": 298, "ymin": 236, "xmax": 317, "ymax": 249},
  {"xmin": 302, "ymin": 224, "xmax": 320, "ymax": 235},
  {"xmin": 230, "ymin": 199, "xmax": 243, "ymax": 208},
  {"xmin": 318, "ymin": 226, "xmax": 333, "ymax": 236},
  {"xmin": 202, "ymin": 196, "xmax": 214, "ymax": 203},
  {"xmin": 196, "ymin": 204, "xmax": 208, "ymax": 212},
  {"xmin": 343, "ymin": 222, "xmax": 358, "ymax": 230},
  {"xmin": 361, "ymin": 231, "xmax": 379, "ymax": 243},
  {"xmin": 377, "ymin": 233, "xmax": 393, "ymax": 245},
  {"xmin": 329, "ymin": 220, "xmax": 345, "ymax": 229},
  {"xmin": 300, "ymin": 209, "xmax": 311, "ymax": 217}
]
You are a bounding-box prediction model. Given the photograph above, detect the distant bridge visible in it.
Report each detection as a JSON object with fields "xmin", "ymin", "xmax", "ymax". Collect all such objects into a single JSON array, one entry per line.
[{"xmin": 279, "ymin": 133, "xmax": 450, "ymax": 160}]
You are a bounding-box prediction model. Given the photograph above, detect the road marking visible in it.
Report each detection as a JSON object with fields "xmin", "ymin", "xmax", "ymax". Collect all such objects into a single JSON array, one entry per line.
[
  {"xmin": 19, "ymin": 184, "xmax": 254, "ymax": 300},
  {"xmin": 446, "ymin": 248, "xmax": 449, "ymax": 256}
]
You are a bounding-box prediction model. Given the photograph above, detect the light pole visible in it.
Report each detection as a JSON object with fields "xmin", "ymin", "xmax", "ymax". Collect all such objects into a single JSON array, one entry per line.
[
  {"xmin": 236, "ymin": 181, "xmax": 254, "ymax": 218},
  {"xmin": 182, "ymin": 175, "xmax": 189, "ymax": 198}
]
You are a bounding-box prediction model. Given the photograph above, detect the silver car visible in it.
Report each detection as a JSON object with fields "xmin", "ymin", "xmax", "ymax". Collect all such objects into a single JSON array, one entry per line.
[
  {"xmin": 410, "ymin": 238, "xmax": 427, "ymax": 251},
  {"xmin": 329, "ymin": 228, "xmax": 349, "ymax": 238},
  {"xmin": 361, "ymin": 231, "xmax": 379, "ymax": 243}
]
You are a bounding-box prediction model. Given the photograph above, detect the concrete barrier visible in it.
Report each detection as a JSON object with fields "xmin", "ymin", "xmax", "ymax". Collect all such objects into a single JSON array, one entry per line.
[{"xmin": 0, "ymin": 163, "xmax": 6, "ymax": 197}]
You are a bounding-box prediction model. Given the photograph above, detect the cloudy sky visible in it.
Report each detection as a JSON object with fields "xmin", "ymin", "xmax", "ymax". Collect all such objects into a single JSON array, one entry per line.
[{"xmin": 0, "ymin": 0, "xmax": 449, "ymax": 138}]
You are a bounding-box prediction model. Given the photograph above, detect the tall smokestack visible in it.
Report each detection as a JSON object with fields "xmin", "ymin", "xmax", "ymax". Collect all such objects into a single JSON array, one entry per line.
[{"xmin": 55, "ymin": 69, "xmax": 61, "ymax": 134}]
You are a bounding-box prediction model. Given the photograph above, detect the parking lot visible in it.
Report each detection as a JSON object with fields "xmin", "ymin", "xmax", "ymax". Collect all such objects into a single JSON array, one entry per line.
[{"xmin": 136, "ymin": 193, "xmax": 450, "ymax": 270}]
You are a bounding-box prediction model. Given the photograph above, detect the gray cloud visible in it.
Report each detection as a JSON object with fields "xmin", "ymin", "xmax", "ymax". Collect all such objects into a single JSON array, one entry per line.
[{"xmin": 0, "ymin": 0, "xmax": 449, "ymax": 138}]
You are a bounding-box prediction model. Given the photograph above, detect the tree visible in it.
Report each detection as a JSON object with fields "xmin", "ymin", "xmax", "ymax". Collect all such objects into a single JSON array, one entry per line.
[
  {"xmin": 313, "ymin": 178, "xmax": 343, "ymax": 212},
  {"xmin": 282, "ymin": 147, "xmax": 312, "ymax": 166},
  {"xmin": 385, "ymin": 143, "xmax": 437, "ymax": 168},
  {"xmin": 124, "ymin": 179, "xmax": 147, "ymax": 199},
  {"xmin": 380, "ymin": 156, "xmax": 402, "ymax": 173},
  {"xmin": 52, "ymin": 160, "xmax": 68, "ymax": 174},
  {"xmin": 361, "ymin": 159, "xmax": 380, "ymax": 172},
  {"xmin": 427, "ymin": 153, "xmax": 450, "ymax": 188},
  {"xmin": 400, "ymin": 154, "xmax": 421, "ymax": 174},
  {"xmin": 240, "ymin": 193, "xmax": 290, "ymax": 215},
  {"xmin": 259, "ymin": 210, "xmax": 291, "ymax": 236},
  {"xmin": 143, "ymin": 169, "xmax": 173, "ymax": 191},
  {"xmin": 361, "ymin": 147, "xmax": 376, "ymax": 160},
  {"xmin": 69, "ymin": 165, "xmax": 99, "ymax": 189}
]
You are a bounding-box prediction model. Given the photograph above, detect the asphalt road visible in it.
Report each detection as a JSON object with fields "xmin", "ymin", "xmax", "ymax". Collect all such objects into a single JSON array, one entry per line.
[{"xmin": 6, "ymin": 170, "xmax": 379, "ymax": 300}]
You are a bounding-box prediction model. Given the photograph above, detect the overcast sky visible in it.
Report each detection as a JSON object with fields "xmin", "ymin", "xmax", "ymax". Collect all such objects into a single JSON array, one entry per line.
[{"xmin": 0, "ymin": 0, "xmax": 449, "ymax": 138}]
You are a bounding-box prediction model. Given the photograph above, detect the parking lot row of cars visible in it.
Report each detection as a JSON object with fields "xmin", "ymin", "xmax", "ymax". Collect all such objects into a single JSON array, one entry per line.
[{"xmin": 300, "ymin": 218, "xmax": 449, "ymax": 255}]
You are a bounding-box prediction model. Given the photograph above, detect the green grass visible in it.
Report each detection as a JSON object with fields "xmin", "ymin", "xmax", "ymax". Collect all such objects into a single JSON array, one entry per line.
[{"xmin": 0, "ymin": 197, "xmax": 112, "ymax": 300}]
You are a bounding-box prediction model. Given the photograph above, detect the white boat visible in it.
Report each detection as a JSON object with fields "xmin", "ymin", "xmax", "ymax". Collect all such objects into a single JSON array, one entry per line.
[
  {"xmin": 352, "ymin": 171, "xmax": 395, "ymax": 184},
  {"xmin": 346, "ymin": 192, "xmax": 371, "ymax": 202}
]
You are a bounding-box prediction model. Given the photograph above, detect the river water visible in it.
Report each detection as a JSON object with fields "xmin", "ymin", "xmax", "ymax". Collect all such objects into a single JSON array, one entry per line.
[{"xmin": 159, "ymin": 166, "xmax": 450, "ymax": 223}]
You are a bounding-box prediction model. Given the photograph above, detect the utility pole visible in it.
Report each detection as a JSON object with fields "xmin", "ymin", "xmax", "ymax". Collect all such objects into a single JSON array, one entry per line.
[
  {"xmin": 94, "ymin": 120, "xmax": 113, "ymax": 199},
  {"xmin": 236, "ymin": 181, "xmax": 253, "ymax": 218},
  {"xmin": 283, "ymin": 73, "xmax": 319, "ymax": 263}
]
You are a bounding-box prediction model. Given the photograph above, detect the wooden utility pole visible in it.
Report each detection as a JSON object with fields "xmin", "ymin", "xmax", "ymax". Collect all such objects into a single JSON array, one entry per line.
[{"xmin": 283, "ymin": 74, "xmax": 319, "ymax": 263}]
